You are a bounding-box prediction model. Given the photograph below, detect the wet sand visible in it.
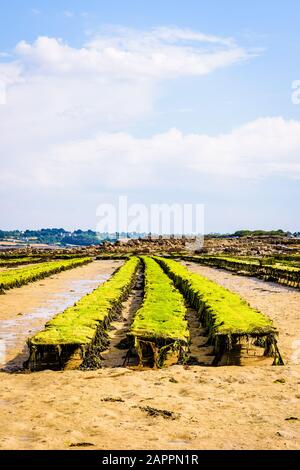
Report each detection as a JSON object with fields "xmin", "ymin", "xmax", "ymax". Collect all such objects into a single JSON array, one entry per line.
[
  {"xmin": 100, "ymin": 268, "xmax": 144, "ymax": 368},
  {"xmin": 0, "ymin": 260, "xmax": 123, "ymax": 370},
  {"xmin": 0, "ymin": 263, "xmax": 299, "ymax": 450}
]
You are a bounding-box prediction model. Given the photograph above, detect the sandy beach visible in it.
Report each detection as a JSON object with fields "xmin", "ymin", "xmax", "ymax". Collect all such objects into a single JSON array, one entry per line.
[
  {"xmin": 0, "ymin": 264, "xmax": 299, "ymax": 450},
  {"xmin": 0, "ymin": 260, "xmax": 122, "ymax": 370}
]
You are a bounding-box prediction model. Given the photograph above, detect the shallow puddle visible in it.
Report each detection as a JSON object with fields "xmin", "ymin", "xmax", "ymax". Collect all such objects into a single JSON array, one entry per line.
[{"xmin": 0, "ymin": 274, "xmax": 110, "ymax": 371}]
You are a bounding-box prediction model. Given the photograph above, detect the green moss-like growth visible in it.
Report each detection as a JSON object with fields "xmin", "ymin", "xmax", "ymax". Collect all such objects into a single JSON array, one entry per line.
[
  {"xmin": 155, "ymin": 257, "xmax": 283, "ymax": 365},
  {"xmin": 155, "ymin": 257, "xmax": 274, "ymax": 335},
  {"xmin": 182, "ymin": 255, "xmax": 300, "ymax": 289},
  {"xmin": 95, "ymin": 254, "xmax": 130, "ymax": 260},
  {"xmin": 0, "ymin": 257, "xmax": 91, "ymax": 293},
  {"xmin": 129, "ymin": 257, "xmax": 189, "ymax": 367},
  {"xmin": 0, "ymin": 257, "xmax": 43, "ymax": 267},
  {"xmin": 27, "ymin": 257, "xmax": 139, "ymax": 369}
]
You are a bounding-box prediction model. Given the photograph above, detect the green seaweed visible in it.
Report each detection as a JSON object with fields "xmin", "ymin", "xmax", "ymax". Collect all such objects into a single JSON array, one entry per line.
[
  {"xmin": 28, "ymin": 257, "xmax": 139, "ymax": 349},
  {"xmin": 0, "ymin": 257, "xmax": 43, "ymax": 267},
  {"xmin": 129, "ymin": 257, "xmax": 189, "ymax": 367},
  {"xmin": 130, "ymin": 257, "xmax": 189, "ymax": 342},
  {"xmin": 155, "ymin": 257, "xmax": 275, "ymax": 336},
  {"xmin": 0, "ymin": 257, "xmax": 91, "ymax": 292},
  {"xmin": 155, "ymin": 257, "xmax": 283, "ymax": 365},
  {"xmin": 181, "ymin": 255, "xmax": 300, "ymax": 289}
]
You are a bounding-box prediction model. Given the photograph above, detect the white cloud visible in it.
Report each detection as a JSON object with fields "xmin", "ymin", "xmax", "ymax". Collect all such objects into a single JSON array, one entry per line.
[
  {"xmin": 0, "ymin": 29, "xmax": 298, "ymax": 192},
  {"xmin": 51, "ymin": 117, "xmax": 300, "ymax": 187},
  {"xmin": 4, "ymin": 27, "xmax": 299, "ymax": 229},
  {"xmin": 0, "ymin": 62, "xmax": 21, "ymax": 85},
  {"xmin": 1, "ymin": 117, "xmax": 300, "ymax": 195},
  {"xmin": 0, "ymin": 27, "xmax": 249, "ymax": 148},
  {"xmin": 12, "ymin": 27, "xmax": 249, "ymax": 80},
  {"xmin": 0, "ymin": 27, "xmax": 253, "ymax": 187}
]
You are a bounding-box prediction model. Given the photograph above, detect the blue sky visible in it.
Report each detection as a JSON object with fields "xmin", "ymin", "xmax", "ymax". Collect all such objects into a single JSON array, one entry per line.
[{"xmin": 0, "ymin": 0, "xmax": 299, "ymax": 232}]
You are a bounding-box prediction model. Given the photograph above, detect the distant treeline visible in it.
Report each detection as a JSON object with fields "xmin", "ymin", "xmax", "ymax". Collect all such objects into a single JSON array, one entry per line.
[
  {"xmin": 0, "ymin": 228, "xmax": 147, "ymax": 246},
  {"xmin": 0, "ymin": 228, "xmax": 299, "ymax": 246},
  {"xmin": 234, "ymin": 229, "xmax": 289, "ymax": 237},
  {"xmin": 209, "ymin": 229, "xmax": 299, "ymax": 238}
]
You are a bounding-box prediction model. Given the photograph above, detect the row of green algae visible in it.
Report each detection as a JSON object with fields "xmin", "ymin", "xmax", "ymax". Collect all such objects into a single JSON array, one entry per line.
[
  {"xmin": 0, "ymin": 257, "xmax": 91, "ymax": 292},
  {"xmin": 28, "ymin": 257, "xmax": 139, "ymax": 349},
  {"xmin": 129, "ymin": 257, "xmax": 189, "ymax": 367}
]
